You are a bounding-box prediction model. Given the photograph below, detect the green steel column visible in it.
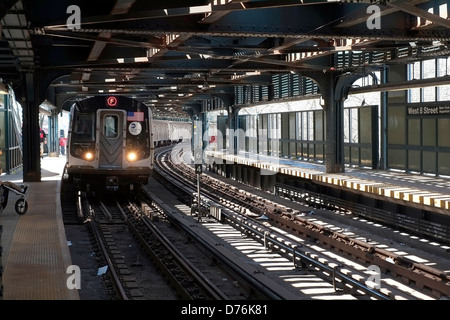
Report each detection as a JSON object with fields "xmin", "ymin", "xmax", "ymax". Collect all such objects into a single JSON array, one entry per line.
[
  {"xmin": 23, "ymin": 72, "xmax": 41, "ymax": 182},
  {"xmin": 321, "ymin": 72, "xmax": 345, "ymax": 173},
  {"xmin": 320, "ymin": 71, "xmax": 369, "ymax": 173}
]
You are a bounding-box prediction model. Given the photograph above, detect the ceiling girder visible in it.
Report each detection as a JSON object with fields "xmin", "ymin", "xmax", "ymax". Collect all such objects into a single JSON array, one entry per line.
[
  {"xmin": 389, "ymin": 1, "xmax": 450, "ymax": 29},
  {"xmin": 1, "ymin": 0, "xmax": 450, "ymax": 120},
  {"xmin": 42, "ymin": 0, "xmax": 348, "ymax": 29}
]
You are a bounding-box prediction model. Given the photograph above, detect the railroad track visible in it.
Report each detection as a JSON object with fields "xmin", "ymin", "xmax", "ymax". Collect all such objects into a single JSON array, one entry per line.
[
  {"xmin": 123, "ymin": 198, "xmax": 231, "ymax": 300},
  {"xmin": 79, "ymin": 195, "xmax": 142, "ymax": 299},
  {"xmin": 67, "ymin": 185, "xmax": 272, "ymax": 300},
  {"xmin": 154, "ymin": 144, "xmax": 450, "ymax": 300},
  {"xmin": 139, "ymin": 186, "xmax": 303, "ymax": 300}
]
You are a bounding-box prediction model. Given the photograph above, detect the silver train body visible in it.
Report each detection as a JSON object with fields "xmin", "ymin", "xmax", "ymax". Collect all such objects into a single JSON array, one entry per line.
[
  {"xmin": 65, "ymin": 95, "xmax": 190, "ymax": 193},
  {"xmin": 152, "ymin": 119, "xmax": 192, "ymax": 147}
]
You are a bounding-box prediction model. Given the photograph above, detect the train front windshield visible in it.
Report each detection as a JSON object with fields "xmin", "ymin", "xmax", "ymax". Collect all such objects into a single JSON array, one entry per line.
[
  {"xmin": 74, "ymin": 114, "xmax": 95, "ymax": 141},
  {"xmin": 104, "ymin": 115, "xmax": 118, "ymax": 138}
]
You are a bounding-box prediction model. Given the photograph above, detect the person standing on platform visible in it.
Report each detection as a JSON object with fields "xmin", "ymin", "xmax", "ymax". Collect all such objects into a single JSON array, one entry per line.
[
  {"xmin": 59, "ymin": 136, "xmax": 67, "ymax": 156},
  {"xmin": 39, "ymin": 127, "xmax": 46, "ymax": 158}
]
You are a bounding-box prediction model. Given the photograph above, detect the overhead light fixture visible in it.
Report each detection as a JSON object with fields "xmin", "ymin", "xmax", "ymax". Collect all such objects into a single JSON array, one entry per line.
[
  {"xmin": 0, "ymin": 78, "xmax": 8, "ymax": 94},
  {"xmin": 0, "ymin": 84, "xmax": 7, "ymax": 94}
]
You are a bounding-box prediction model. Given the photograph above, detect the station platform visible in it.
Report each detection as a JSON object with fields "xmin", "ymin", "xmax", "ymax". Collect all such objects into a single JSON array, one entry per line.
[
  {"xmin": 205, "ymin": 151, "xmax": 450, "ymax": 216},
  {"xmin": 0, "ymin": 155, "xmax": 79, "ymax": 300}
]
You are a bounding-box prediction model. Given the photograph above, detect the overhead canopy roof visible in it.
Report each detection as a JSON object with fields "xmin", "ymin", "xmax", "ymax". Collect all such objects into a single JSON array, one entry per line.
[{"xmin": 1, "ymin": 0, "xmax": 449, "ymax": 119}]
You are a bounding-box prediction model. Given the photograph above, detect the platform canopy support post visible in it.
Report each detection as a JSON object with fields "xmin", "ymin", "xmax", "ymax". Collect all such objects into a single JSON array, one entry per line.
[
  {"xmin": 317, "ymin": 72, "xmax": 345, "ymax": 174},
  {"xmin": 312, "ymin": 70, "xmax": 372, "ymax": 174},
  {"xmin": 22, "ymin": 71, "xmax": 42, "ymax": 182}
]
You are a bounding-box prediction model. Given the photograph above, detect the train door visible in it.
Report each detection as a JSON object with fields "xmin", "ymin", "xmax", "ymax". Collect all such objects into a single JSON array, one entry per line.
[{"xmin": 97, "ymin": 109, "xmax": 127, "ymax": 168}]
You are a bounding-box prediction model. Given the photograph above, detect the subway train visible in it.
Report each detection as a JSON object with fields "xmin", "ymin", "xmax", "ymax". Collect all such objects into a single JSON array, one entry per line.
[
  {"xmin": 64, "ymin": 95, "xmax": 191, "ymax": 194},
  {"xmin": 152, "ymin": 118, "xmax": 192, "ymax": 147}
]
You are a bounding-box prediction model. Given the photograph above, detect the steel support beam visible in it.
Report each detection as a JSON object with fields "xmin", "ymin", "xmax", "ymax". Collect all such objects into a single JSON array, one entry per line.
[
  {"xmin": 311, "ymin": 70, "xmax": 370, "ymax": 174},
  {"xmin": 389, "ymin": 1, "xmax": 450, "ymax": 29},
  {"xmin": 226, "ymin": 105, "xmax": 241, "ymax": 156},
  {"xmin": 22, "ymin": 72, "xmax": 41, "ymax": 182}
]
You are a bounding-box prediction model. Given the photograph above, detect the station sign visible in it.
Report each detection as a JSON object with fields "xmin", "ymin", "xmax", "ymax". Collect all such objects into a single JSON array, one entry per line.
[{"xmin": 407, "ymin": 105, "xmax": 450, "ymax": 116}]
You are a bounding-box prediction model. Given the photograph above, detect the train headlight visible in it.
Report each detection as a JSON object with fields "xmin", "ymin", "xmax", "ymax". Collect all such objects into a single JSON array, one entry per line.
[
  {"xmin": 85, "ymin": 151, "xmax": 94, "ymax": 161},
  {"xmin": 127, "ymin": 151, "xmax": 137, "ymax": 162}
]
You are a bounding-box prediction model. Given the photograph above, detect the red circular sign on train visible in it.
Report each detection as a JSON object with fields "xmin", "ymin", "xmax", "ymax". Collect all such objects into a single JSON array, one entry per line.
[{"xmin": 107, "ymin": 96, "xmax": 118, "ymax": 107}]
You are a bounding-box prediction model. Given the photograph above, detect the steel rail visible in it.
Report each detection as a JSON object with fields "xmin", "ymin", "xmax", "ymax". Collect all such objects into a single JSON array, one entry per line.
[
  {"xmin": 154, "ymin": 147, "xmax": 392, "ymax": 300},
  {"xmin": 80, "ymin": 194, "xmax": 129, "ymax": 300}
]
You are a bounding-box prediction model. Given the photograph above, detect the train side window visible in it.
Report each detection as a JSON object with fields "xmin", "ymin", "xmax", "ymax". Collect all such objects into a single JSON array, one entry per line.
[
  {"xmin": 104, "ymin": 115, "xmax": 118, "ymax": 138},
  {"xmin": 75, "ymin": 114, "xmax": 94, "ymax": 140}
]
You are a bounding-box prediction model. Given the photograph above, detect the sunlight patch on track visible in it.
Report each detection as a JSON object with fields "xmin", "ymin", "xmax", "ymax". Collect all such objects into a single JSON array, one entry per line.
[{"xmin": 202, "ymin": 219, "xmax": 358, "ymax": 299}]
